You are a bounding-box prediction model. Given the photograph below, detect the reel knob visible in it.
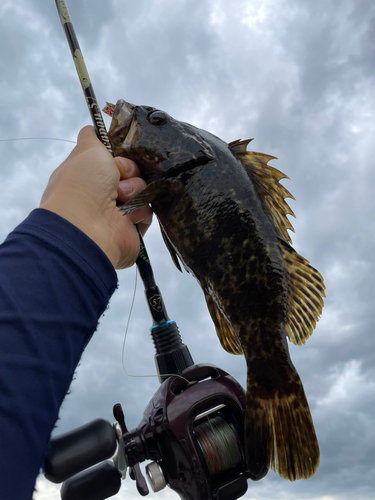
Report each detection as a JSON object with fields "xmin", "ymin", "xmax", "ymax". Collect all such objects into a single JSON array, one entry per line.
[{"xmin": 145, "ymin": 462, "xmax": 166, "ymax": 492}]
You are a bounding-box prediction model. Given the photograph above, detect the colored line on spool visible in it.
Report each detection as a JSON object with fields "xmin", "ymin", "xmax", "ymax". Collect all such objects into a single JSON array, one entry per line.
[{"xmin": 193, "ymin": 416, "xmax": 243, "ymax": 478}]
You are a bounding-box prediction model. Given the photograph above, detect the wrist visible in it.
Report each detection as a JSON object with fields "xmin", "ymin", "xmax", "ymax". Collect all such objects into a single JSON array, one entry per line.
[{"xmin": 40, "ymin": 201, "xmax": 120, "ymax": 268}]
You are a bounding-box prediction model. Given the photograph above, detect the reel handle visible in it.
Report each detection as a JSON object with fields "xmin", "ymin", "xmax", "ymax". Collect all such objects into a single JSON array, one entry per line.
[
  {"xmin": 44, "ymin": 418, "xmax": 117, "ymax": 483},
  {"xmin": 60, "ymin": 461, "xmax": 121, "ymax": 500}
]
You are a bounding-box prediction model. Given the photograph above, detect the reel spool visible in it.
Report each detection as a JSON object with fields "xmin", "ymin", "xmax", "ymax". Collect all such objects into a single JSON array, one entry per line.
[{"xmin": 193, "ymin": 414, "xmax": 244, "ymax": 480}]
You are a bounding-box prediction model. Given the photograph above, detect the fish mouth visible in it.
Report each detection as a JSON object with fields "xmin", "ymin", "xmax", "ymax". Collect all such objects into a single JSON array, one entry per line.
[{"xmin": 106, "ymin": 100, "xmax": 137, "ymax": 155}]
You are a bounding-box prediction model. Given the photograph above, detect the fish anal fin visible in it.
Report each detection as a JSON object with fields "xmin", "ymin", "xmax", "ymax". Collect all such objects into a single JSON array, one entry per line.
[
  {"xmin": 159, "ymin": 222, "xmax": 183, "ymax": 272},
  {"xmin": 232, "ymin": 145, "xmax": 295, "ymax": 244},
  {"xmin": 245, "ymin": 373, "xmax": 320, "ymax": 481},
  {"xmin": 204, "ymin": 291, "xmax": 243, "ymax": 355},
  {"xmin": 278, "ymin": 239, "xmax": 325, "ymax": 345}
]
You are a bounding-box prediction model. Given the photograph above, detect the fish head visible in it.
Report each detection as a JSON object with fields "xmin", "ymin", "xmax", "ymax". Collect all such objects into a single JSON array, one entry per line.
[{"xmin": 108, "ymin": 99, "xmax": 214, "ymax": 183}]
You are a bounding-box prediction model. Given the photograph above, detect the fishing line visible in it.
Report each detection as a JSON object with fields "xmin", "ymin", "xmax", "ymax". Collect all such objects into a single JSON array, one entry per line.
[
  {"xmin": 120, "ymin": 266, "xmax": 189, "ymax": 383},
  {"xmin": 121, "ymin": 266, "xmax": 139, "ymax": 377},
  {"xmin": 120, "ymin": 266, "xmax": 162, "ymax": 379},
  {"xmin": 1, "ymin": 137, "xmax": 151, "ymax": 378},
  {"xmin": 0, "ymin": 137, "xmax": 76, "ymax": 144},
  {"xmin": 194, "ymin": 415, "xmax": 243, "ymax": 478},
  {"xmin": 2, "ymin": 137, "xmax": 189, "ymax": 383}
]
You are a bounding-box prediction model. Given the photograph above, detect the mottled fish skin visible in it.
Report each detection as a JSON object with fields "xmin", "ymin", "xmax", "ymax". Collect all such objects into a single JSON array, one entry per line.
[{"xmin": 107, "ymin": 100, "xmax": 325, "ymax": 482}]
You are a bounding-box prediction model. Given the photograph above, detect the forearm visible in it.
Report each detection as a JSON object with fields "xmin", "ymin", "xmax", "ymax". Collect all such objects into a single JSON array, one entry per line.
[{"xmin": 0, "ymin": 209, "xmax": 117, "ymax": 499}]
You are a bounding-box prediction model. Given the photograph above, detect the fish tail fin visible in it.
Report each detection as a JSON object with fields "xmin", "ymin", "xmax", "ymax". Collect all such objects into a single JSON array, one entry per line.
[{"xmin": 245, "ymin": 366, "xmax": 319, "ymax": 481}]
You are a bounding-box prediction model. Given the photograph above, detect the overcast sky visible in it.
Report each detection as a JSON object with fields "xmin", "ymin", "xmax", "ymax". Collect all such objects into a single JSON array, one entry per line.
[{"xmin": 1, "ymin": 0, "xmax": 374, "ymax": 499}]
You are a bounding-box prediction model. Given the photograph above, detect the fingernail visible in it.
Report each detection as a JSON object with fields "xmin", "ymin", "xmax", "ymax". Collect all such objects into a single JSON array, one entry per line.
[
  {"xmin": 118, "ymin": 157, "xmax": 134, "ymax": 174},
  {"xmin": 119, "ymin": 181, "xmax": 134, "ymax": 195}
]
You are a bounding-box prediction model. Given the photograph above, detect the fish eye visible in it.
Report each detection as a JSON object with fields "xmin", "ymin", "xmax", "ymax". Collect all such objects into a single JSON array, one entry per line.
[{"xmin": 147, "ymin": 110, "xmax": 167, "ymax": 126}]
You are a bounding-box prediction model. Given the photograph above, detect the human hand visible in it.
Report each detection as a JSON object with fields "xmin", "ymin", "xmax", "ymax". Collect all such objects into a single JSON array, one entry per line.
[{"xmin": 40, "ymin": 126, "xmax": 152, "ymax": 269}]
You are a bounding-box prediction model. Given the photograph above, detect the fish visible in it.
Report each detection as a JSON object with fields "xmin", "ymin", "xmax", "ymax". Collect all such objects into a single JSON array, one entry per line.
[{"xmin": 104, "ymin": 99, "xmax": 325, "ymax": 482}]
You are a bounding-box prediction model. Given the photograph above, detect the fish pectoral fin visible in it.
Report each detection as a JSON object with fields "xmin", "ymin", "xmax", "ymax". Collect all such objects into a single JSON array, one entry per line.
[
  {"xmin": 159, "ymin": 222, "xmax": 183, "ymax": 272},
  {"xmin": 203, "ymin": 291, "xmax": 243, "ymax": 355},
  {"xmin": 231, "ymin": 144, "xmax": 295, "ymax": 244},
  {"xmin": 278, "ymin": 239, "xmax": 325, "ymax": 345},
  {"xmin": 120, "ymin": 185, "xmax": 156, "ymax": 215},
  {"xmin": 120, "ymin": 179, "xmax": 170, "ymax": 215}
]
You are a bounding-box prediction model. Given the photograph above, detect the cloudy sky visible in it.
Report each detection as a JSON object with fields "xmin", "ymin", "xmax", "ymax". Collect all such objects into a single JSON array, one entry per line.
[{"xmin": 1, "ymin": 0, "xmax": 374, "ymax": 499}]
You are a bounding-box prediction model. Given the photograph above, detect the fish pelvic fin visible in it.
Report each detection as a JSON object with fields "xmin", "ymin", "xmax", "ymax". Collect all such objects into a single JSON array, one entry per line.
[
  {"xmin": 203, "ymin": 290, "xmax": 243, "ymax": 355},
  {"xmin": 159, "ymin": 221, "xmax": 183, "ymax": 272},
  {"xmin": 245, "ymin": 365, "xmax": 319, "ymax": 481},
  {"xmin": 229, "ymin": 141, "xmax": 295, "ymax": 244},
  {"xmin": 278, "ymin": 239, "xmax": 325, "ymax": 345}
]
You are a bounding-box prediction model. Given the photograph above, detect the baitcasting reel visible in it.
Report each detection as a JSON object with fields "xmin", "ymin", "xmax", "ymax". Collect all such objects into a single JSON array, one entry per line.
[
  {"xmin": 44, "ymin": 363, "xmax": 249, "ymax": 500},
  {"xmin": 44, "ymin": 231, "xmax": 257, "ymax": 499}
]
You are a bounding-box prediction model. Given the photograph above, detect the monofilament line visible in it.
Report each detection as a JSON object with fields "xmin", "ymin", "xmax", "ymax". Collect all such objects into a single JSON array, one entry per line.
[
  {"xmin": 121, "ymin": 267, "xmax": 189, "ymax": 384},
  {"xmin": 121, "ymin": 266, "xmax": 142, "ymax": 377},
  {"xmin": 0, "ymin": 138, "xmax": 76, "ymax": 144}
]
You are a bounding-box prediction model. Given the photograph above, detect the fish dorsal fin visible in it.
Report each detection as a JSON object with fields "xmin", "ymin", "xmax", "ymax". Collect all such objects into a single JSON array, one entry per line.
[
  {"xmin": 203, "ymin": 290, "xmax": 243, "ymax": 355},
  {"xmin": 230, "ymin": 142, "xmax": 296, "ymax": 244},
  {"xmin": 228, "ymin": 138, "xmax": 253, "ymax": 154},
  {"xmin": 278, "ymin": 239, "xmax": 325, "ymax": 345}
]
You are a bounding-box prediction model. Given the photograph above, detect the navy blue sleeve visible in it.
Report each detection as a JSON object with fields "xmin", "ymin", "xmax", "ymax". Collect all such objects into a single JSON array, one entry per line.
[{"xmin": 0, "ymin": 208, "xmax": 118, "ymax": 500}]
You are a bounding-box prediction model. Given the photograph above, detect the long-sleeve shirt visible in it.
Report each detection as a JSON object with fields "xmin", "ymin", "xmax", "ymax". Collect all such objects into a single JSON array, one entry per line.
[{"xmin": 0, "ymin": 208, "xmax": 118, "ymax": 500}]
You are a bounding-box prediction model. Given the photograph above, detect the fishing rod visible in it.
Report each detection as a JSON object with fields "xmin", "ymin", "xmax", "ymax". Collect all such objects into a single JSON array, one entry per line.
[
  {"xmin": 55, "ymin": 0, "xmax": 113, "ymax": 155},
  {"xmin": 54, "ymin": 0, "xmax": 193, "ymax": 382},
  {"xmin": 44, "ymin": 2, "xmax": 251, "ymax": 499}
]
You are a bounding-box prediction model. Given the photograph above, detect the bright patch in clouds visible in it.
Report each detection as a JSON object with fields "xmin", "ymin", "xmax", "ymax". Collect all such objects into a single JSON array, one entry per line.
[
  {"xmin": 242, "ymin": 0, "xmax": 273, "ymax": 30},
  {"xmin": 318, "ymin": 359, "xmax": 374, "ymax": 409}
]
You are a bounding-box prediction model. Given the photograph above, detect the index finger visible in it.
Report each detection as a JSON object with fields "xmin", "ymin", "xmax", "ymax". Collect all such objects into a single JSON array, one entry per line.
[{"xmin": 77, "ymin": 126, "xmax": 142, "ymax": 180}]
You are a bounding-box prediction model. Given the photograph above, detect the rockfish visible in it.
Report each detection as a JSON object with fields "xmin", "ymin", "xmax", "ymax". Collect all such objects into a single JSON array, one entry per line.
[{"xmin": 105, "ymin": 100, "xmax": 325, "ymax": 482}]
